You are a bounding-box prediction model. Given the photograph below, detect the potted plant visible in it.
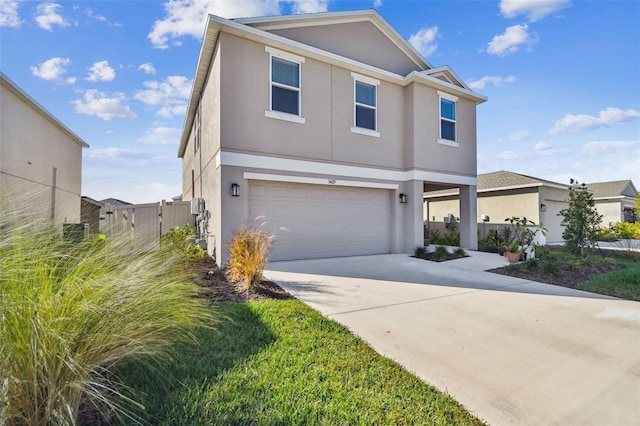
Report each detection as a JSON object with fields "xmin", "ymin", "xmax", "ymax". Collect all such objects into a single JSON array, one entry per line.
[{"xmin": 504, "ymin": 238, "xmax": 523, "ymax": 263}]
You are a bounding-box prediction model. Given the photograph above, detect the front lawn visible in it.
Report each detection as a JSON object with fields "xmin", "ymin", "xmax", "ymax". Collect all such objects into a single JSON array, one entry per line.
[{"xmin": 116, "ymin": 299, "xmax": 485, "ymax": 425}]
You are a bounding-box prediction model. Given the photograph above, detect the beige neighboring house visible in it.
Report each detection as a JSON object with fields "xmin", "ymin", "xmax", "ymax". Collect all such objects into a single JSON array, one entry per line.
[
  {"xmin": 585, "ymin": 180, "xmax": 638, "ymax": 225},
  {"xmin": 178, "ymin": 10, "xmax": 487, "ymax": 263},
  {"xmin": 424, "ymin": 171, "xmax": 571, "ymax": 243},
  {"xmin": 1, "ymin": 72, "xmax": 88, "ymax": 226}
]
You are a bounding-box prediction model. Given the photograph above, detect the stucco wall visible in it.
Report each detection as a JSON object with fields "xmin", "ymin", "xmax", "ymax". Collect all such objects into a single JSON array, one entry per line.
[
  {"xmin": 270, "ymin": 21, "xmax": 421, "ymax": 76},
  {"xmin": 597, "ymin": 201, "xmax": 624, "ymax": 225},
  {"xmin": 1, "ymin": 81, "xmax": 83, "ymax": 224}
]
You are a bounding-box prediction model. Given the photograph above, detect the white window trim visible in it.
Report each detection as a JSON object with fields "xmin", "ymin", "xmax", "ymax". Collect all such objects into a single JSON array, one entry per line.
[
  {"xmin": 266, "ymin": 46, "xmax": 305, "ymax": 124},
  {"xmin": 438, "ymin": 90, "xmax": 458, "ymax": 147},
  {"xmin": 351, "ymin": 72, "xmax": 380, "ymax": 137}
]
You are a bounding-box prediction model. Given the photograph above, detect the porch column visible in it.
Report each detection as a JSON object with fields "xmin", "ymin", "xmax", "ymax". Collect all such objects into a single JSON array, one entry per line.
[
  {"xmin": 459, "ymin": 185, "xmax": 478, "ymax": 250},
  {"xmin": 404, "ymin": 179, "xmax": 425, "ymax": 252}
]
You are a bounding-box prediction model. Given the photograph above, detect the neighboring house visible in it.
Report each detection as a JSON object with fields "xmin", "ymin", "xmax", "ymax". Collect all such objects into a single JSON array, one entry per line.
[
  {"xmin": 1, "ymin": 72, "xmax": 88, "ymax": 226},
  {"xmin": 424, "ymin": 171, "xmax": 570, "ymax": 243},
  {"xmin": 585, "ymin": 180, "xmax": 638, "ymax": 225},
  {"xmin": 178, "ymin": 10, "xmax": 486, "ymax": 263}
]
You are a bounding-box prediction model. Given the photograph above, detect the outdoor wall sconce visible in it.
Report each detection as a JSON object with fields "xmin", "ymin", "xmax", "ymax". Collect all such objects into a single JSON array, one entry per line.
[
  {"xmin": 231, "ymin": 183, "xmax": 240, "ymax": 197},
  {"xmin": 399, "ymin": 193, "xmax": 407, "ymax": 204},
  {"xmin": 540, "ymin": 203, "xmax": 547, "ymax": 212}
]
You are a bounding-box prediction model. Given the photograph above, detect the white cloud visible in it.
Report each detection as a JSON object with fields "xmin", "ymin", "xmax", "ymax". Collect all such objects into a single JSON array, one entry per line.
[
  {"xmin": 35, "ymin": 3, "xmax": 69, "ymax": 31},
  {"xmin": 84, "ymin": 7, "xmax": 121, "ymax": 26},
  {"xmin": 499, "ymin": 0, "xmax": 570, "ymax": 22},
  {"xmin": 468, "ymin": 75, "xmax": 516, "ymax": 89},
  {"xmin": 148, "ymin": 0, "xmax": 281, "ymax": 49},
  {"xmin": 86, "ymin": 61, "xmax": 116, "ymax": 82},
  {"xmin": 73, "ymin": 90, "xmax": 136, "ymax": 121},
  {"xmin": 134, "ymin": 75, "xmax": 192, "ymax": 118},
  {"xmin": 408, "ymin": 26, "xmax": 438, "ymax": 57},
  {"xmin": 138, "ymin": 62, "xmax": 156, "ymax": 75},
  {"xmin": 30, "ymin": 57, "xmax": 71, "ymax": 81},
  {"xmin": 138, "ymin": 127, "xmax": 182, "ymax": 145},
  {"xmin": 290, "ymin": 0, "xmax": 329, "ymax": 14},
  {"xmin": 374, "ymin": 0, "xmax": 383, "ymax": 7},
  {"xmin": 499, "ymin": 129, "xmax": 530, "ymax": 143},
  {"xmin": 487, "ymin": 24, "xmax": 537, "ymax": 56},
  {"xmin": 533, "ymin": 141, "xmax": 552, "ymax": 151},
  {"xmin": 549, "ymin": 107, "xmax": 640, "ymax": 134},
  {"xmin": 1, "ymin": 0, "xmax": 21, "ymax": 27},
  {"xmin": 581, "ymin": 140, "xmax": 640, "ymax": 154}
]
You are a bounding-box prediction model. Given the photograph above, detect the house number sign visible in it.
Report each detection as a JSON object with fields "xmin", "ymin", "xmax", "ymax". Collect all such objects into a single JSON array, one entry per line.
[{"xmin": 328, "ymin": 179, "xmax": 336, "ymax": 184}]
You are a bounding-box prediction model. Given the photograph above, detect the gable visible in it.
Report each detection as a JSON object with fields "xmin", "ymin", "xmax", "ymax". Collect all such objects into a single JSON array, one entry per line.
[{"xmin": 267, "ymin": 21, "xmax": 423, "ymax": 76}]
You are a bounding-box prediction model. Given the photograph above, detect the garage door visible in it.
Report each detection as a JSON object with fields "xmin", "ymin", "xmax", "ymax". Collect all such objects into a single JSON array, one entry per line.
[
  {"xmin": 543, "ymin": 200, "xmax": 567, "ymax": 243},
  {"xmin": 248, "ymin": 181, "xmax": 391, "ymax": 261}
]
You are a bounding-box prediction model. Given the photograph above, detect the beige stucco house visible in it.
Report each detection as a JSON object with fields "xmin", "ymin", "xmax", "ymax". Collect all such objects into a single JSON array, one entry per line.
[
  {"xmin": 585, "ymin": 180, "xmax": 638, "ymax": 225},
  {"xmin": 178, "ymin": 10, "xmax": 486, "ymax": 263},
  {"xmin": 1, "ymin": 72, "xmax": 88, "ymax": 226},
  {"xmin": 425, "ymin": 171, "xmax": 571, "ymax": 243}
]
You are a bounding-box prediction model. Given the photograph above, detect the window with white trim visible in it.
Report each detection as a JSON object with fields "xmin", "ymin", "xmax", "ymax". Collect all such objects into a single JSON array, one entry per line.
[
  {"xmin": 265, "ymin": 46, "xmax": 305, "ymax": 124},
  {"xmin": 351, "ymin": 72, "xmax": 380, "ymax": 137},
  {"xmin": 438, "ymin": 91, "xmax": 457, "ymax": 146}
]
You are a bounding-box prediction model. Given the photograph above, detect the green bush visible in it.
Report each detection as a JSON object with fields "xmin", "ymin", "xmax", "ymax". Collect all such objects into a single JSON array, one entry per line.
[
  {"xmin": 226, "ymin": 224, "xmax": 274, "ymax": 288},
  {"xmin": 610, "ymin": 222, "xmax": 640, "ymax": 239},
  {"xmin": 432, "ymin": 245, "xmax": 449, "ymax": 260},
  {"xmin": 0, "ymin": 213, "xmax": 214, "ymax": 425},
  {"xmin": 453, "ymin": 247, "xmax": 467, "ymax": 258},
  {"xmin": 414, "ymin": 246, "xmax": 427, "ymax": 257},
  {"xmin": 539, "ymin": 259, "xmax": 561, "ymax": 276},
  {"xmin": 161, "ymin": 224, "xmax": 205, "ymax": 263}
]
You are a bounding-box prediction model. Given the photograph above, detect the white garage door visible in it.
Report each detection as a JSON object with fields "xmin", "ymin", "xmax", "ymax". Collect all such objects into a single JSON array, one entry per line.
[
  {"xmin": 543, "ymin": 200, "xmax": 567, "ymax": 243},
  {"xmin": 248, "ymin": 181, "xmax": 391, "ymax": 261}
]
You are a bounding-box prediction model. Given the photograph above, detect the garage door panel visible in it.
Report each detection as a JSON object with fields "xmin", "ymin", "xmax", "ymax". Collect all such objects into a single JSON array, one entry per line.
[{"xmin": 249, "ymin": 181, "xmax": 391, "ymax": 261}]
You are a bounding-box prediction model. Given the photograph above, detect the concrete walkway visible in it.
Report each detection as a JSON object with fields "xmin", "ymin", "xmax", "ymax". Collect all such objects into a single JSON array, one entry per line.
[{"xmin": 264, "ymin": 252, "xmax": 640, "ymax": 425}]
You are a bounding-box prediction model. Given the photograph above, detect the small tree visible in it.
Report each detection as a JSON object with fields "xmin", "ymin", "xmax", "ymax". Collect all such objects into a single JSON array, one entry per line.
[
  {"xmin": 634, "ymin": 193, "xmax": 640, "ymax": 220},
  {"xmin": 559, "ymin": 180, "xmax": 603, "ymax": 257}
]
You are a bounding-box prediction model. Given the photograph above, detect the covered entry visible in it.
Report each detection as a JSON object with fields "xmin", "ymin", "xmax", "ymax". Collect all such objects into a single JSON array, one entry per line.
[{"xmin": 248, "ymin": 180, "xmax": 391, "ymax": 261}]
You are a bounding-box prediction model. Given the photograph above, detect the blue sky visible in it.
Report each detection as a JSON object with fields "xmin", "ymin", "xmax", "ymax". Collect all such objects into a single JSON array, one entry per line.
[{"xmin": 1, "ymin": 0, "xmax": 638, "ymax": 203}]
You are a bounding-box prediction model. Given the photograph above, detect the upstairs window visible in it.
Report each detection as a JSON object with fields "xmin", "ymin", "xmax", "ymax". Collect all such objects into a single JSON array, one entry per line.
[
  {"xmin": 266, "ymin": 46, "xmax": 305, "ymax": 124},
  {"xmin": 438, "ymin": 91, "xmax": 458, "ymax": 147},
  {"xmin": 351, "ymin": 72, "xmax": 380, "ymax": 137}
]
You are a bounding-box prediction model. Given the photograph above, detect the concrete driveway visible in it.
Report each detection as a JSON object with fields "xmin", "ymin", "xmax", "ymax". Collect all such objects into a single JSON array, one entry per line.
[{"xmin": 264, "ymin": 253, "xmax": 640, "ymax": 425}]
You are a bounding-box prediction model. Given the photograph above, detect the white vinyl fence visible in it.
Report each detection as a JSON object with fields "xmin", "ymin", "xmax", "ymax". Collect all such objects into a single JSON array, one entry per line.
[{"xmin": 103, "ymin": 200, "xmax": 193, "ymax": 251}]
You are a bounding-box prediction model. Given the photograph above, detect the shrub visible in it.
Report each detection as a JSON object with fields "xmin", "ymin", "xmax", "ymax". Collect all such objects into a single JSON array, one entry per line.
[
  {"xmin": 226, "ymin": 224, "xmax": 274, "ymax": 288},
  {"xmin": 525, "ymin": 258, "xmax": 539, "ymax": 269},
  {"xmin": 428, "ymin": 229, "xmax": 441, "ymax": 245},
  {"xmin": 0, "ymin": 212, "xmax": 213, "ymax": 425},
  {"xmin": 539, "ymin": 259, "xmax": 561, "ymax": 276},
  {"xmin": 161, "ymin": 224, "xmax": 205, "ymax": 263},
  {"xmin": 414, "ymin": 246, "xmax": 427, "ymax": 257},
  {"xmin": 453, "ymin": 247, "xmax": 467, "ymax": 258},
  {"xmin": 444, "ymin": 226, "xmax": 460, "ymax": 246},
  {"xmin": 433, "ymin": 245, "xmax": 449, "ymax": 260}
]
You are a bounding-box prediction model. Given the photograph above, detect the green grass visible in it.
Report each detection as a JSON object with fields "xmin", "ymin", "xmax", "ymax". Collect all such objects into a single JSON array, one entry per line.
[
  {"xmin": 578, "ymin": 258, "xmax": 640, "ymax": 301},
  {"xmin": 117, "ymin": 300, "xmax": 485, "ymax": 425}
]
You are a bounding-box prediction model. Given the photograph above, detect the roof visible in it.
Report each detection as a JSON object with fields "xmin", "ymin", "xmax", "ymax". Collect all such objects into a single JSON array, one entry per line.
[
  {"xmin": 585, "ymin": 180, "xmax": 638, "ymax": 200},
  {"xmin": 81, "ymin": 196, "xmax": 104, "ymax": 207},
  {"xmin": 425, "ymin": 171, "xmax": 568, "ymax": 197},
  {"xmin": 99, "ymin": 198, "xmax": 132, "ymax": 206},
  {"xmin": 0, "ymin": 72, "xmax": 89, "ymax": 149},
  {"xmin": 178, "ymin": 10, "xmax": 487, "ymax": 157}
]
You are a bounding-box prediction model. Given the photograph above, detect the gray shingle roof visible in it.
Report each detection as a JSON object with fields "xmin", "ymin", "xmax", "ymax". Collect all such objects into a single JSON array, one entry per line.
[
  {"xmin": 425, "ymin": 171, "xmax": 567, "ymax": 197},
  {"xmin": 585, "ymin": 180, "xmax": 638, "ymax": 199}
]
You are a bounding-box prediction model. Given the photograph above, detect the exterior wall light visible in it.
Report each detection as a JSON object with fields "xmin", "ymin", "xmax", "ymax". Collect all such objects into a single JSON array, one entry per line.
[
  {"xmin": 399, "ymin": 193, "xmax": 407, "ymax": 204},
  {"xmin": 540, "ymin": 203, "xmax": 547, "ymax": 212},
  {"xmin": 231, "ymin": 183, "xmax": 240, "ymax": 197}
]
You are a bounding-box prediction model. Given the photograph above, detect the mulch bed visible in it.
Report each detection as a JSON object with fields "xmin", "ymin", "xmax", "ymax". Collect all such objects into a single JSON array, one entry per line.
[
  {"xmin": 489, "ymin": 257, "xmax": 625, "ymax": 289},
  {"xmin": 191, "ymin": 256, "xmax": 293, "ymax": 303},
  {"xmin": 412, "ymin": 253, "xmax": 468, "ymax": 262}
]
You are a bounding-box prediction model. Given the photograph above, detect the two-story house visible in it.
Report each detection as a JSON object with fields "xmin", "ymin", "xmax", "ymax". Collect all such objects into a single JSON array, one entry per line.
[
  {"xmin": 178, "ymin": 10, "xmax": 486, "ymax": 263},
  {"xmin": 1, "ymin": 72, "xmax": 88, "ymax": 227}
]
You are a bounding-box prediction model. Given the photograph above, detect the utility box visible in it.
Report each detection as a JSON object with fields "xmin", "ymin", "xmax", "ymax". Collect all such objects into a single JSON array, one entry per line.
[
  {"xmin": 190, "ymin": 198, "xmax": 203, "ymax": 215},
  {"xmin": 63, "ymin": 223, "xmax": 89, "ymax": 243}
]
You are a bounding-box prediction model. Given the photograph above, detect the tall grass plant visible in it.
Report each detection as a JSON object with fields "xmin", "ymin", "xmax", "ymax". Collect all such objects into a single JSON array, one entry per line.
[{"xmin": 0, "ymin": 203, "xmax": 214, "ymax": 425}]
